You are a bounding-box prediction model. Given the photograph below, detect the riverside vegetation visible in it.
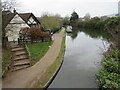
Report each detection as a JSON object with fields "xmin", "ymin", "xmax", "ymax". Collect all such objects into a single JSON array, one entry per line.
[
  {"xmin": 38, "ymin": 36, "xmax": 65, "ymax": 88},
  {"xmin": 67, "ymin": 11, "xmax": 120, "ymax": 89},
  {"xmin": 78, "ymin": 16, "xmax": 120, "ymax": 89}
]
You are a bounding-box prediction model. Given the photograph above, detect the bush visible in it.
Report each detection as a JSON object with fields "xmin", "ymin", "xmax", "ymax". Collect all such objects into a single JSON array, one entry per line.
[
  {"xmin": 97, "ymin": 67, "xmax": 119, "ymax": 89},
  {"xmin": 20, "ymin": 27, "xmax": 51, "ymax": 43},
  {"xmin": 96, "ymin": 50, "xmax": 120, "ymax": 89},
  {"xmin": 102, "ymin": 50, "xmax": 119, "ymax": 73}
]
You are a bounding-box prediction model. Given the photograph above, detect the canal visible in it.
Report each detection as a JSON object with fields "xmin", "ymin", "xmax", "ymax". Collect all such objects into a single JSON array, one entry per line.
[{"xmin": 49, "ymin": 29, "xmax": 109, "ymax": 88}]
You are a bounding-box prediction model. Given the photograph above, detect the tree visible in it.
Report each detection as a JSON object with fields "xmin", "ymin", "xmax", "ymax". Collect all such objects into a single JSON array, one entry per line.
[
  {"xmin": 1, "ymin": 0, "xmax": 18, "ymax": 48},
  {"xmin": 62, "ymin": 15, "xmax": 70, "ymax": 27},
  {"xmin": 1, "ymin": 0, "xmax": 17, "ymax": 11},
  {"xmin": 84, "ymin": 13, "xmax": 91, "ymax": 21},
  {"xmin": 20, "ymin": 27, "xmax": 51, "ymax": 43},
  {"xmin": 70, "ymin": 11, "xmax": 79, "ymax": 27},
  {"xmin": 39, "ymin": 13, "xmax": 62, "ymax": 31}
]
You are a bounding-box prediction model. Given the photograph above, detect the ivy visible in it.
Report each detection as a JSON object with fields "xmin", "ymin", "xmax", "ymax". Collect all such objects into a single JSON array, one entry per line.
[{"xmin": 96, "ymin": 50, "xmax": 120, "ymax": 89}]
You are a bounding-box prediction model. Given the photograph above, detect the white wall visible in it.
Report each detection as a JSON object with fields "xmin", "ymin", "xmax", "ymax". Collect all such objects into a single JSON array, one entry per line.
[
  {"xmin": 6, "ymin": 14, "xmax": 30, "ymax": 41},
  {"xmin": 27, "ymin": 17, "xmax": 37, "ymax": 24}
]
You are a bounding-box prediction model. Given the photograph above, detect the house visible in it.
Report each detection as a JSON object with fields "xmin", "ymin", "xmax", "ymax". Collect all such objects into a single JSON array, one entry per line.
[{"xmin": 2, "ymin": 10, "xmax": 41, "ymax": 43}]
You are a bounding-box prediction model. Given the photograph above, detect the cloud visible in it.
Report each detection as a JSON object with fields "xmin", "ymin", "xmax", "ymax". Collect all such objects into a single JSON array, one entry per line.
[{"xmin": 17, "ymin": 0, "xmax": 119, "ymax": 17}]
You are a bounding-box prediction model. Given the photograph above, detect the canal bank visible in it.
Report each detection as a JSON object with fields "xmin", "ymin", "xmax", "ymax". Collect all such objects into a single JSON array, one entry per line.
[
  {"xmin": 3, "ymin": 28, "xmax": 65, "ymax": 88},
  {"xmin": 38, "ymin": 36, "xmax": 66, "ymax": 88},
  {"xmin": 49, "ymin": 31, "xmax": 109, "ymax": 88}
]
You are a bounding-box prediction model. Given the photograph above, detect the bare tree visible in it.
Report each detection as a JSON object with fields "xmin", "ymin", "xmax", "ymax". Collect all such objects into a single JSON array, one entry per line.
[
  {"xmin": 1, "ymin": 0, "xmax": 17, "ymax": 11},
  {"xmin": 1, "ymin": 0, "xmax": 19, "ymax": 48},
  {"xmin": 84, "ymin": 13, "xmax": 91, "ymax": 21}
]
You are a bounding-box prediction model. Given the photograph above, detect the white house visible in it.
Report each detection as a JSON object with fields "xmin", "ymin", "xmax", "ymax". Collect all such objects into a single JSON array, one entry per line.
[
  {"xmin": 2, "ymin": 10, "xmax": 41, "ymax": 42},
  {"xmin": 5, "ymin": 14, "xmax": 30, "ymax": 41}
]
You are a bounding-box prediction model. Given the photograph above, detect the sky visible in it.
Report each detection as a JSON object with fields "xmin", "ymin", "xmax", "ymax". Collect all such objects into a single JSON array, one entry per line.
[{"xmin": 16, "ymin": 0, "xmax": 120, "ymax": 17}]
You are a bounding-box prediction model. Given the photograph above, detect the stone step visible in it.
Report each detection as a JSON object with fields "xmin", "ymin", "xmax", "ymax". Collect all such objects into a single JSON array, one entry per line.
[
  {"xmin": 10, "ymin": 64, "xmax": 30, "ymax": 72},
  {"xmin": 13, "ymin": 51, "xmax": 26, "ymax": 56},
  {"xmin": 14, "ymin": 55, "xmax": 28, "ymax": 61},
  {"xmin": 11, "ymin": 45, "xmax": 19, "ymax": 49},
  {"xmin": 12, "ymin": 59, "xmax": 30, "ymax": 66},
  {"xmin": 12, "ymin": 47, "xmax": 24, "ymax": 52}
]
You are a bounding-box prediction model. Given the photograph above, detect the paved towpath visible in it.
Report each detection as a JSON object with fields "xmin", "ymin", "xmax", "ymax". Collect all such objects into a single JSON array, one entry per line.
[{"xmin": 3, "ymin": 28, "xmax": 65, "ymax": 88}]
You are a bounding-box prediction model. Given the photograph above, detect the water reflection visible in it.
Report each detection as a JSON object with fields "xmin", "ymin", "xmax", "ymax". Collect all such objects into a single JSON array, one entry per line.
[
  {"xmin": 48, "ymin": 29, "xmax": 109, "ymax": 88},
  {"xmin": 69, "ymin": 27, "xmax": 110, "ymax": 41}
]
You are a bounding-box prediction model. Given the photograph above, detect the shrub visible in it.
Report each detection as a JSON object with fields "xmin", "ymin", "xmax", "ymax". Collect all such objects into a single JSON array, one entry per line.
[
  {"xmin": 97, "ymin": 67, "xmax": 119, "ymax": 89},
  {"xmin": 19, "ymin": 27, "xmax": 51, "ymax": 43},
  {"xmin": 96, "ymin": 50, "xmax": 120, "ymax": 89}
]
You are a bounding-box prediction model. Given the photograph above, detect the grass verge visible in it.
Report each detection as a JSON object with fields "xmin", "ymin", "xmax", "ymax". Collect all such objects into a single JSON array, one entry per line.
[
  {"xmin": 57, "ymin": 29, "xmax": 62, "ymax": 33},
  {"xmin": 27, "ymin": 41, "xmax": 53, "ymax": 66},
  {"xmin": 37, "ymin": 36, "xmax": 66, "ymax": 88},
  {"xmin": 2, "ymin": 48, "xmax": 12, "ymax": 75}
]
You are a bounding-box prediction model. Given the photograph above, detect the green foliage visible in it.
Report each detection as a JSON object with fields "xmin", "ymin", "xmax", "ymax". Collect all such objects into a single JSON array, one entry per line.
[
  {"xmin": 96, "ymin": 50, "xmax": 120, "ymax": 89},
  {"xmin": 79, "ymin": 16, "xmax": 120, "ymax": 33},
  {"xmin": 78, "ymin": 17, "xmax": 106, "ymax": 30},
  {"xmin": 97, "ymin": 67, "xmax": 119, "ymax": 89},
  {"xmin": 27, "ymin": 41, "xmax": 53, "ymax": 65},
  {"xmin": 2, "ymin": 48, "xmax": 12, "ymax": 75},
  {"xmin": 39, "ymin": 14, "xmax": 62, "ymax": 31},
  {"xmin": 70, "ymin": 11, "xmax": 79, "ymax": 27},
  {"xmin": 38, "ymin": 36, "xmax": 65, "ymax": 88},
  {"xmin": 62, "ymin": 16, "xmax": 70, "ymax": 27},
  {"xmin": 105, "ymin": 17, "xmax": 120, "ymax": 29},
  {"xmin": 103, "ymin": 50, "xmax": 119, "ymax": 73}
]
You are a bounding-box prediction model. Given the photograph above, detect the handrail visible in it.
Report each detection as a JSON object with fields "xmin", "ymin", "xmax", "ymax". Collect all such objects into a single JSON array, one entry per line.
[{"xmin": 25, "ymin": 44, "xmax": 31, "ymax": 60}]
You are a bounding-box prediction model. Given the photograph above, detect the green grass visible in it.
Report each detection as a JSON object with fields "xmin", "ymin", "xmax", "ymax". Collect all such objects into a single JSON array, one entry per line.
[
  {"xmin": 57, "ymin": 29, "xmax": 62, "ymax": 33},
  {"xmin": 37, "ymin": 36, "xmax": 66, "ymax": 88},
  {"xmin": 2, "ymin": 48, "xmax": 12, "ymax": 75},
  {"xmin": 27, "ymin": 41, "xmax": 53, "ymax": 65}
]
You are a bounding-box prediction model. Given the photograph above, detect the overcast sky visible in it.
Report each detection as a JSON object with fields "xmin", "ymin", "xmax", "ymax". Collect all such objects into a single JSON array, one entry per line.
[{"xmin": 16, "ymin": 0, "xmax": 120, "ymax": 17}]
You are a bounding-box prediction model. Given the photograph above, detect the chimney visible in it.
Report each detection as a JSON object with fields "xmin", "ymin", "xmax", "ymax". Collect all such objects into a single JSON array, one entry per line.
[{"xmin": 13, "ymin": 8, "xmax": 16, "ymax": 13}]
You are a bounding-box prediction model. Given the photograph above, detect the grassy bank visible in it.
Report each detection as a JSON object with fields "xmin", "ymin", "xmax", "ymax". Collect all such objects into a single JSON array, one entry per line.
[
  {"xmin": 2, "ymin": 48, "xmax": 12, "ymax": 75},
  {"xmin": 27, "ymin": 41, "xmax": 53, "ymax": 65},
  {"xmin": 96, "ymin": 50, "xmax": 120, "ymax": 89},
  {"xmin": 37, "ymin": 36, "xmax": 65, "ymax": 88},
  {"xmin": 57, "ymin": 29, "xmax": 62, "ymax": 33}
]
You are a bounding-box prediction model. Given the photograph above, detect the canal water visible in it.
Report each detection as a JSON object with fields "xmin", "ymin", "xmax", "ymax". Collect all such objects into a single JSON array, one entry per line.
[{"xmin": 49, "ymin": 30, "xmax": 109, "ymax": 88}]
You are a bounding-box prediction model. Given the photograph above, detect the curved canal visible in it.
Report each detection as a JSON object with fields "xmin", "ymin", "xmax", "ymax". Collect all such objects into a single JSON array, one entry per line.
[{"xmin": 49, "ymin": 30, "xmax": 109, "ymax": 88}]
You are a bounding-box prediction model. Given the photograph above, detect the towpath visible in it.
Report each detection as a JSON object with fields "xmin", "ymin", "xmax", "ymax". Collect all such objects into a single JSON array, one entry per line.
[{"xmin": 3, "ymin": 28, "xmax": 65, "ymax": 88}]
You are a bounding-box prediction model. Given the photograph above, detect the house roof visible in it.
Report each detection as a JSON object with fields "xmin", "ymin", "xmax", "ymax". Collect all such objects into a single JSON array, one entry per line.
[
  {"xmin": 2, "ymin": 11, "xmax": 16, "ymax": 29},
  {"xmin": 19, "ymin": 13, "xmax": 41, "ymax": 25},
  {"xmin": 2, "ymin": 11, "xmax": 41, "ymax": 30},
  {"xmin": 19, "ymin": 13, "xmax": 31, "ymax": 22}
]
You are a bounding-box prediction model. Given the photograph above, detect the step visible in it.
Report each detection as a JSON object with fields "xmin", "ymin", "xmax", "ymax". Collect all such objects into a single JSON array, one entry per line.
[
  {"xmin": 14, "ymin": 55, "xmax": 28, "ymax": 61},
  {"xmin": 12, "ymin": 59, "xmax": 30, "ymax": 66},
  {"xmin": 10, "ymin": 64, "xmax": 30, "ymax": 72},
  {"xmin": 13, "ymin": 51, "xmax": 26, "ymax": 56},
  {"xmin": 12, "ymin": 47, "xmax": 24, "ymax": 52},
  {"xmin": 11, "ymin": 45, "xmax": 19, "ymax": 48}
]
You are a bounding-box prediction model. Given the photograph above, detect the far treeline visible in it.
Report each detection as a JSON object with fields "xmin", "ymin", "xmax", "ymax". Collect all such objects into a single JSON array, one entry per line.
[{"xmin": 69, "ymin": 11, "xmax": 120, "ymax": 89}]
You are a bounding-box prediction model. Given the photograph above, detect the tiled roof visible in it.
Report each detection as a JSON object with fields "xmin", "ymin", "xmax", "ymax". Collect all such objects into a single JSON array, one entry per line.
[
  {"xmin": 2, "ymin": 11, "xmax": 41, "ymax": 30},
  {"xmin": 19, "ymin": 13, "xmax": 31, "ymax": 22},
  {"xmin": 2, "ymin": 11, "xmax": 16, "ymax": 29}
]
